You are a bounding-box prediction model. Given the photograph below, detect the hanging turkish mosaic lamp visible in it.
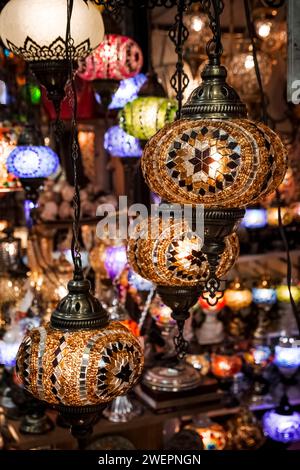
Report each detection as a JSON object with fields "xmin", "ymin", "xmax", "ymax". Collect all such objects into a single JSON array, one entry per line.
[
  {"xmin": 0, "ymin": 0, "xmax": 104, "ymax": 114},
  {"xmin": 140, "ymin": 3, "xmax": 287, "ymax": 306},
  {"xmin": 78, "ymin": 34, "xmax": 143, "ymax": 109}
]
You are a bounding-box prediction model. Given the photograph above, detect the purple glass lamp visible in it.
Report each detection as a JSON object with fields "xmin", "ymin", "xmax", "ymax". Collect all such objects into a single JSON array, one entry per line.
[
  {"xmin": 104, "ymin": 245, "xmax": 127, "ymax": 281},
  {"xmin": 263, "ymin": 396, "xmax": 300, "ymax": 444},
  {"xmin": 108, "ymin": 73, "xmax": 147, "ymax": 110},
  {"xmin": 104, "ymin": 126, "xmax": 142, "ymax": 158}
]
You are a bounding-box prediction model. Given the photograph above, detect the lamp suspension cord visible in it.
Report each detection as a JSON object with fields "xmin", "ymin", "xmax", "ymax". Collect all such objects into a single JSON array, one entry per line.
[
  {"xmin": 66, "ymin": 0, "xmax": 82, "ymax": 276},
  {"xmin": 244, "ymin": 0, "xmax": 300, "ymax": 334}
]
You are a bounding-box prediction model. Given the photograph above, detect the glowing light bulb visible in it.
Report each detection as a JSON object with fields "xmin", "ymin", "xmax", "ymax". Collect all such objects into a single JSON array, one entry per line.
[
  {"xmin": 191, "ymin": 16, "xmax": 203, "ymax": 32},
  {"xmin": 244, "ymin": 54, "xmax": 254, "ymax": 70},
  {"xmin": 257, "ymin": 22, "xmax": 272, "ymax": 38}
]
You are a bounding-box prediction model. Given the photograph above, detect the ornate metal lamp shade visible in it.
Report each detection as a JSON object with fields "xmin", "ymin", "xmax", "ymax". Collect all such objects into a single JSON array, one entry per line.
[
  {"xmin": 16, "ymin": 276, "xmax": 143, "ymax": 410},
  {"xmin": 6, "ymin": 146, "xmax": 59, "ymax": 179},
  {"xmin": 104, "ymin": 126, "xmax": 142, "ymax": 158},
  {"xmin": 119, "ymin": 97, "xmax": 177, "ymax": 140},
  {"xmin": 0, "ymin": 0, "xmax": 104, "ymax": 110},
  {"xmin": 128, "ymin": 217, "xmax": 239, "ymax": 287}
]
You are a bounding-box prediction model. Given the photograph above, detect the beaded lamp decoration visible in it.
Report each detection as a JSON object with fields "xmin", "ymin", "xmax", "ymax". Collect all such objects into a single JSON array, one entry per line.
[
  {"xmin": 15, "ymin": 1, "xmax": 143, "ymax": 448},
  {"xmin": 0, "ymin": 0, "xmax": 104, "ymax": 113},
  {"xmin": 78, "ymin": 34, "xmax": 143, "ymax": 108}
]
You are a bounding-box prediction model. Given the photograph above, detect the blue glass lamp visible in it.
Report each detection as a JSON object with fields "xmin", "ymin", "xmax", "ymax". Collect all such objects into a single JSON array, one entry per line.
[
  {"xmin": 274, "ymin": 337, "xmax": 300, "ymax": 378},
  {"xmin": 104, "ymin": 126, "xmax": 142, "ymax": 158},
  {"xmin": 109, "ymin": 73, "xmax": 147, "ymax": 110},
  {"xmin": 6, "ymin": 145, "xmax": 59, "ymax": 179},
  {"xmin": 242, "ymin": 208, "xmax": 267, "ymax": 229},
  {"xmin": 252, "ymin": 277, "xmax": 277, "ymax": 340},
  {"xmin": 263, "ymin": 396, "xmax": 300, "ymax": 444}
]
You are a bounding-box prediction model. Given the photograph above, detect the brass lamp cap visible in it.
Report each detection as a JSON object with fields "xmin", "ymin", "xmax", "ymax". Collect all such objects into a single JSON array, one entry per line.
[
  {"xmin": 182, "ymin": 63, "xmax": 247, "ymax": 120},
  {"xmin": 51, "ymin": 275, "xmax": 109, "ymax": 330}
]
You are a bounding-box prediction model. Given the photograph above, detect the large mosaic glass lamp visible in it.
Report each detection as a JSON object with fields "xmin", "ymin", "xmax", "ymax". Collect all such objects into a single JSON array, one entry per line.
[
  {"xmin": 0, "ymin": 0, "xmax": 104, "ymax": 113},
  {"xmin": 138, "ymin": 3, "xmax": 286, "ymax": 351}
]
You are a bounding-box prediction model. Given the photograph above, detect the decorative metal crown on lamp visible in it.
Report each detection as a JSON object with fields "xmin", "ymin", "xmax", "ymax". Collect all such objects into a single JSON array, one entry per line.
[
  {"xmin": 0, "ymin": 0, "xmax": 104, "ymax": 112},
  {"xmin": 104, "ymin": 126, "xmax": 142, "ymax": 158}
]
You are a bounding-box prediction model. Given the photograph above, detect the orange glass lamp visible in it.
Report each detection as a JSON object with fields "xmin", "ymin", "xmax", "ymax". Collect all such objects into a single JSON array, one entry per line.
[
  {"xmin": 224, "ymin": 279, "xmax": 253, "ymax": 311},
  {"xmin": 211, "ymin": 353, "xmax": 243, "ymax": 379},
  {"xmin": 185, "ymin": 415, "xmax": 227, "ymax": 450},
  {"xmin": 267, "ymin": 206, "xmax": 293, "ymax": 227},
  {"xmin": 199, "ymin": 293, "xmax": 226, "ymax": 313}
]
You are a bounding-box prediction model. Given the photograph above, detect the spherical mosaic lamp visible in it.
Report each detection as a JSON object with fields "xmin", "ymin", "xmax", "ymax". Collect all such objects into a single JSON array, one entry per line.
[
  {"xmin": 262, "ymin": 396, "xmax": 300, "ymax": 444},
  {"xmin": 0, "ymin": 0, "xmax": 104, "ymax": 112},
  {"xmin": 104, "ymin": 126, "xmax": 142, "ymax": 158}
]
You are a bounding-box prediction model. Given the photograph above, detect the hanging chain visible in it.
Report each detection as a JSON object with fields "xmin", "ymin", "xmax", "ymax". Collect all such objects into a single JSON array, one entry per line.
[
  {"xmin": 168, "ymin": 0, "xmax": 189, "ymax": 119},
  {"xmin": 66, "ymin": 0, "xmax": 82, "ymax": 274},
  {"xmin": 201, "ymin": 0, "xmax": 224, "ymax": 63}
]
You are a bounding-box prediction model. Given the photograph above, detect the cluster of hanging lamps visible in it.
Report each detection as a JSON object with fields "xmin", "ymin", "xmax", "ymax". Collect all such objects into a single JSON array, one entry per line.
[
  {"xmin": 0, "ymin": 0, "xmax": 145, "ymax": 444},
  {"xmin": 79, "ymin": 34, "xmax": 143, "ymax": 108},
  {"xmin": 0, "ymin": 0, "xmax": 105, "ymax": 114},
  {"xmin": 127, "ymin": 2, "xmax": 287, "ymax": 357}
]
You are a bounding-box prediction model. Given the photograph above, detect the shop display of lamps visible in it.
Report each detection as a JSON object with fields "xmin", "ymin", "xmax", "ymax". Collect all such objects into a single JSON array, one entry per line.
[
  {"xmin": 262, "ymin": 395, "xmax": 300, "ymax": 444},
  {"xmin": 224, "ymin": 279, "xmax": 253, "ymax": 312},
  {"xmin": 0, "ymin": 0, "xmax": 104, "ymax": 114},
  {"xmin": 79, "ymin": 34, "xmax": 143, "ymax": 108}
]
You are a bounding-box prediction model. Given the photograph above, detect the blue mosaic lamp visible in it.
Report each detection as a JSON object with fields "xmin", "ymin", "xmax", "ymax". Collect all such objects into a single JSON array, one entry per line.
[
  {"xmin": 6, "ymin": 145, "xmax": 59, "ymax": 179},
  {"xmin": 263, "ymin": 395, "xmax": 300, "ymax": 444},
  {"xmin": 104, "ymin": 125, "xmax": 142, "ymax": 158}
]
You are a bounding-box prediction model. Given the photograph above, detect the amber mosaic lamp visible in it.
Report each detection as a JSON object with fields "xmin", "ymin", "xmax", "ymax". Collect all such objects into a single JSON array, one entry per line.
[{"xmin": 129, "ymin": 0, "xmax": 286, "ymax": 357}]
